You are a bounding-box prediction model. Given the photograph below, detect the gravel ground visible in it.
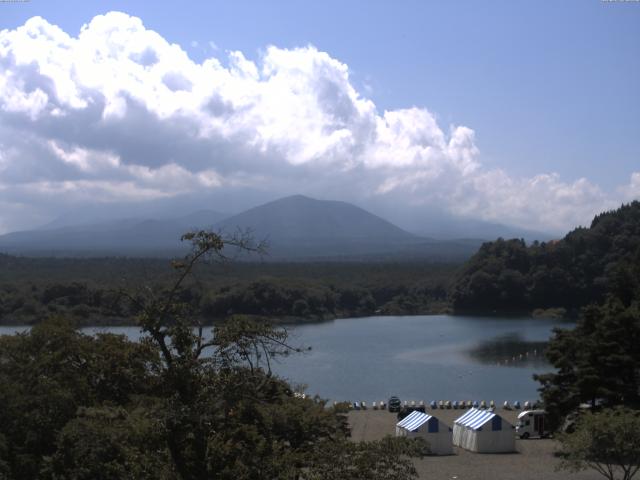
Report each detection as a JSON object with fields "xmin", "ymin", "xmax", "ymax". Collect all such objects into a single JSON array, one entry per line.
[{"xmin": 348, "ymin": 408, "xmax": 601, "ymax": 480}]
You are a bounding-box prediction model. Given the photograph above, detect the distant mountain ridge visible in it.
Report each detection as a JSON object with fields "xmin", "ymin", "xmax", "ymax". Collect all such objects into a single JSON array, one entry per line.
[
  {"xmin": 0, "ymin": 210, "xmax": 227, "ymax": 256},
  {"xmin": 0, "ymin": 195, "xmax": 483, "ymax": 260},
  {"xmin": 409, "ymin": 217, "xmax": 553, "ymax": 243}
]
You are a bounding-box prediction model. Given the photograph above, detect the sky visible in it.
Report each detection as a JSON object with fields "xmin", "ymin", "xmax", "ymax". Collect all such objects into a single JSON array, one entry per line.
[{"xmin": 0, "ymin": 0, "xmax": 638, "ymax": 235}]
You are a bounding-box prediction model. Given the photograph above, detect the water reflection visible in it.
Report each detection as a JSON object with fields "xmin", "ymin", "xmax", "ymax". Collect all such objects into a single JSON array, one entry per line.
[{"xmin": 466, "ymin": 333, "xmax": 548, "ymax": 368}]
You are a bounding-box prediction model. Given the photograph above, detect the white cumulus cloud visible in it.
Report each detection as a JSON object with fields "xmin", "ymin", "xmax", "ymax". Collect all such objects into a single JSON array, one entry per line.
[
  {"xmin": 619, "ymin": 172, "xmax": 640, "ymax": 202},
  {"xmin": 0, "ymin": 12, "xmax": 637, "ymax": 235}
]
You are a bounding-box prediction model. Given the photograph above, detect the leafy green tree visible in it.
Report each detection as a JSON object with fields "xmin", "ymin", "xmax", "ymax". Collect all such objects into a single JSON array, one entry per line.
[
  {"xmin": 557, "ymin": 408, "xmax": 640, "ymax": 480},
  {"xmin": 305, "ymin": 436, "xmax": 427, "ymax": 480},
  {"xmin": 536, "ymin": 299, "xmax": 640, "ymax": 429},
  {"xmin": 43, "ymin": 405, "xmax": 173, "ymax": 480},
  {"xmin": 0, "ymin": 319, "xmax": 158, "ymax": 479}
]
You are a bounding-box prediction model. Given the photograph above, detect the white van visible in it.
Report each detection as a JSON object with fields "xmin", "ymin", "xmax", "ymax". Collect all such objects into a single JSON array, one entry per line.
[{"xmin": 515, "ymin": 410, "xmax": 549, "ymax": 439}]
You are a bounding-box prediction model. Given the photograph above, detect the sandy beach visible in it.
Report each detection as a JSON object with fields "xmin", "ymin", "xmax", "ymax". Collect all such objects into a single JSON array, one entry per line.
[{"xmin": 348, "ymin": 408, "xmax": 601, "ymax": 480}]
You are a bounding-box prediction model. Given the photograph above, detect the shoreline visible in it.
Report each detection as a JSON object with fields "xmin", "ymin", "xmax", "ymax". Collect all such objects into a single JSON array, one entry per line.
[{"xmin": 0, "ymin": 310, "xmax": 568, "ymax": 328}]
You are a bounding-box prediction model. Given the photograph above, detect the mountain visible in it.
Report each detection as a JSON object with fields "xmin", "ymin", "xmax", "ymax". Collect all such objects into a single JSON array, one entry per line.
[
  {"xmin": 214, "ymin": 195, "xmax": 480, "ymax": 260},
  {"xmin": 410, "ymin": 217, "xmax": 553, "ymax": 243},
  {"xmin": 216, "ymin": 194, "xmax": 415, "ymax": 241},
  {"xmin": 215, "ymin": 195, "xmax": 404, "ymax": 258},
  {"xmin": 0, "ymin": 196, "xmax": 481, "ymax": 260},
  {"xmin": 0, "ymin": 210, "xmax": 227, "ymax": 256},
  {"xmin": 363, "ymin": 200, "xmax": 554, "ymax": 242},
  {"xmin": 369, "ymin": 205, "xmax": 554, "ymax": 242}
]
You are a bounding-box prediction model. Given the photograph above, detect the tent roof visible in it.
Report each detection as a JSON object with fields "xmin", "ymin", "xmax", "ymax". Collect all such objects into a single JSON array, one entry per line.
[
  {"xmin": 454, "ymin": 408, "xmax": 498, "ymax": 430},
  {"xmin": 396, "ymin": 411, "xmax": 433, "ymax": 432}
]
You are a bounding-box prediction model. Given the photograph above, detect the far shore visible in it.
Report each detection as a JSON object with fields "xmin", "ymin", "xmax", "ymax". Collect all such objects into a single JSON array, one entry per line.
[{"xmin": 0, "ymin": 309, "xmax": 573, "ymax": 329}]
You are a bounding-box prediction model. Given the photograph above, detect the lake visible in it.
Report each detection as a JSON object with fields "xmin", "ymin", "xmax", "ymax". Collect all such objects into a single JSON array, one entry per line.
[{"xmin": 0, "ymin": 315, "xmax": 571, "ymax": 404}]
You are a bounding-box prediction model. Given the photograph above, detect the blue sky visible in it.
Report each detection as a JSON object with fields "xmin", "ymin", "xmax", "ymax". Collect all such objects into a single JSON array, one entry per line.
[
  {"xmin": 0, "ymin": 0, "xmax": 638, "ymax": 233},
  {"xmin": 4, "ymin": 0, "xmax": 638, "ymax": 186}
]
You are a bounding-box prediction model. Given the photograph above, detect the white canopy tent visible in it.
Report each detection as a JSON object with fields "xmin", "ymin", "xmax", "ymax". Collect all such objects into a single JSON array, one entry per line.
[
  {"xmin": 453, "ymin": 408, "xmax": 515, "ymax": 453},
  {"xmin": 395, "ymin": 411, "xmax": 453, "ymax": 455}
]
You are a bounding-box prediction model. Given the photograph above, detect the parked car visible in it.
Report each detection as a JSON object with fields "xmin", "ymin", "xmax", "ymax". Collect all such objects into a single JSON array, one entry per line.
[{"xmin": 388, "ymin": 396, "xmax": 402, "ymax": 412}]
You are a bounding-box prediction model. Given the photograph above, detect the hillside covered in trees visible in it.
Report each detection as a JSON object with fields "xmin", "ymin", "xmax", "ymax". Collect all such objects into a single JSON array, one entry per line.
[{"xmin": 450, "ymin": 201, "xmax": 640, "ymax": 315}]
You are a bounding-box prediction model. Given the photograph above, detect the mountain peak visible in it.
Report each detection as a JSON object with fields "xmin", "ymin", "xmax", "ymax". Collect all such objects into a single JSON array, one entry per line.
[
  {"xmin": 280, "ymin": 194, "xmax": 314, "ymax": 201},
  {"xmin": 217, "ymin": 195, "xmax": 416, "ymax": 241},
  {"xmin": 264, "ymin": 194, "xmax": 321, "ymax": 206}
]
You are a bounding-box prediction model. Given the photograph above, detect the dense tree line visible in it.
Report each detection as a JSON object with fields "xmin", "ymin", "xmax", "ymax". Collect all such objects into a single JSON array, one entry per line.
[
  {"xmin": 450, "ymin": 201, "xmax": 640, "ymax": 315},
  {"xmin": 0, "ymin": 256, "xmax": 454, "ymax": 325}
]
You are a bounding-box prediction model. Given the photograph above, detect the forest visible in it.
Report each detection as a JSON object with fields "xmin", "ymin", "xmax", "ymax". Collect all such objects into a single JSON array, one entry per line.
[
  {"xmin": 450, "ymin": 201, "xmax": 640, "ymax": 316},
  {"xmin": 0, "ymin": 256, "xmax": 454, "ymax": 325}
]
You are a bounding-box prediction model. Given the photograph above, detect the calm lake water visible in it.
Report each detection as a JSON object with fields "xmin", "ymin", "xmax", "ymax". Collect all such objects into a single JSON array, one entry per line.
[{"xmin": 0, "ymin": 315, "xmax": 571, "ymax": 404}]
